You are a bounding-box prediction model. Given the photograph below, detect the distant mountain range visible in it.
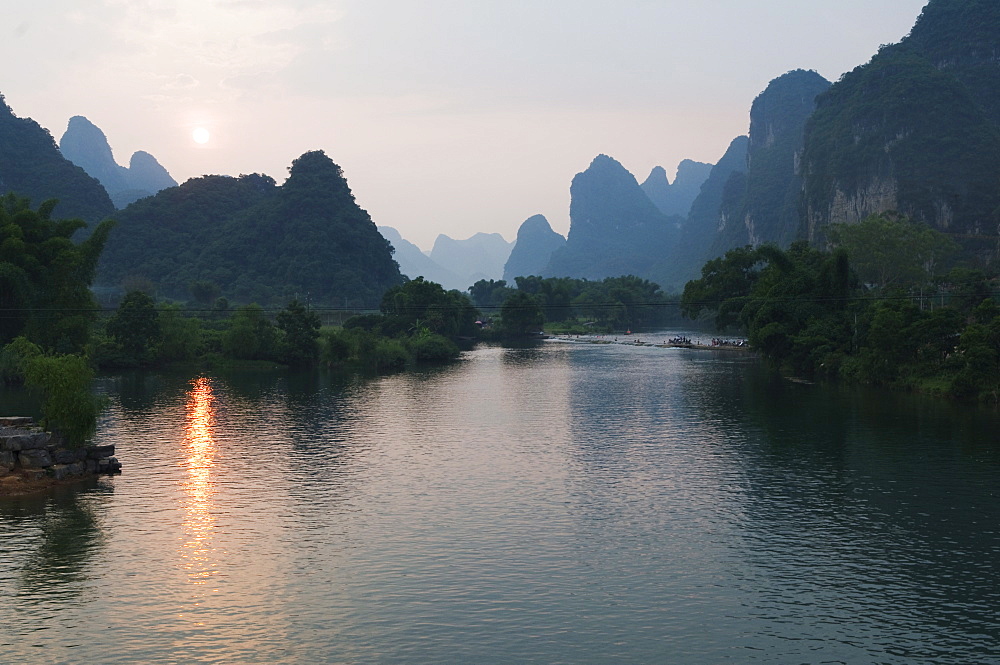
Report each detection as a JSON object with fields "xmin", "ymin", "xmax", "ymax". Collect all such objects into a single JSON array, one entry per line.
[
  {"xmin": 0, "ymin": 94, "xmax": 114, "ymax": 225},
  {"xmin": 640, "ymin": 160, "xmax": 713, "ymax": 218},
  {"xmin": 60, "ymin": 115, "xmax": 177, "ymax": 209},
  {"xmin": 2, "ymin": 0, "xmax": 995, "ymax": 304},
  {"xmin": 378, "ymin": 225, "xmax": 462, "ymax": 289},
  {"xmin": 504, "ymin": 0, "xmax": 1000, "ymax": 292},
  {"xmin": 380, "ymin": 228, "xmax": 514, "ymax": 291}
]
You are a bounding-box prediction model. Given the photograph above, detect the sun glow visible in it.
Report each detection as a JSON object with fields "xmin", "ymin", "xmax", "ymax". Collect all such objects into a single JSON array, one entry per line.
[{"xmin": 192, "ymin": 127, "xmax": 211, "ymax": 144}]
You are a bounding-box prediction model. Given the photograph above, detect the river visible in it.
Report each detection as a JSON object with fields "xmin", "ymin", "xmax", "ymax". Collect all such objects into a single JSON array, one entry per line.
[{"xmin": 2, "ymin": 338, "xmax": 999, "ymax": 664}]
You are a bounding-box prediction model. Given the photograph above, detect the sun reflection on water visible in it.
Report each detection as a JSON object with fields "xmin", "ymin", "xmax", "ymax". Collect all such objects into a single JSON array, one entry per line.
[{"xmin": 181, "ymin": 377, "xmax": 219, "ymax": 586}]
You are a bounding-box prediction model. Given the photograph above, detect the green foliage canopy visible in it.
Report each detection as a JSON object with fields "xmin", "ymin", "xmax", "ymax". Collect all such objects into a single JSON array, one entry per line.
[
  {"xmin": 380, "ymin": 277, "xmax": 479, "ymax": 337},
  {"xmin": 276, "ymin": 299, "xmax": 321, "ymax": 366},
  {"xmin": 0, "ymin": 193, "xmax": 114, "ymax": 352},
  {"xmin": 23, "ymin": 353, "xmax": 104, "ymax": 447},
  {"xmin": 106, "ymin": 290, "xmax": 162, "ymax": 364},
  {"xmin": 827, "ymin": 213, "xmax": 958, "ymax": 290}
]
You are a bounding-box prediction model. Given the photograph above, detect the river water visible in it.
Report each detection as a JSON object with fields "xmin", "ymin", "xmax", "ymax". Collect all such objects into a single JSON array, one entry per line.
[{"xmin": 2, "ymin": 338, "xmax": 999, "ymax": 664}]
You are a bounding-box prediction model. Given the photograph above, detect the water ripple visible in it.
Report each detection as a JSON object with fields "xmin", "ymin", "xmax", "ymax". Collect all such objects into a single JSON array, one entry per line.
[{"xmin": 1, "ymin": 343, "xmax": 999, "ymax": 664}]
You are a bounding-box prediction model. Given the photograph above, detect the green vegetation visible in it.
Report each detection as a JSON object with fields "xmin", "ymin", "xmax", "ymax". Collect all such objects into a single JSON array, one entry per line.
[
  {"xmin": 0, "ymin": 194, "xmax": 114, "ymax": 353},
  {"xmin": 683, "ymin": 214, "xmax": 1000, "ymax": 404},
  {"xmin": 96, "ymin": 151, "xmax": 404, "ymax": 308},
  {"xmin": 22, "ymin": 353, "xmax": 105, "ymax": 447},
  {"xmin": 0, "ymin": 94, "xmax": 116, "ymax": 225},
  {"xmin": 801, "ymin": 0, "xmax": 1000, "ymax": 242},
  {"xmin": 499, "ymin": 292, "xmax": 544, "ymax": 336},
  {"xmin": 500, "ymin": 275, "xmax": 680, "ymax": 333},
  {"xmin": 378, "ymin": 277, "xmax": 480, "ymax": 338}
]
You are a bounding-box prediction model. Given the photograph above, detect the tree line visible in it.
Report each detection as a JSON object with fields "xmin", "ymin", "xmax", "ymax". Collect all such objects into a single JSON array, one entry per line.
[{"xmin": 682, "ymin": 213, "xmax": 1000, "ymax": 403}]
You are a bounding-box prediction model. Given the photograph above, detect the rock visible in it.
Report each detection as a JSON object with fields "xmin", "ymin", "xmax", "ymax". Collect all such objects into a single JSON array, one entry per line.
[
  {"xmin": 503, "ymin": 214, "xmax": 566, "ymax": 282},
  {"xmin": 544, "ymin": 154, "xmax": 677, "ymax": 281},
  {"xmin": 1, "ymin": 435, "xmax": 28, "ymax": 452},
  {"xmin": 51, "ymin": 464, "xmax": 71, "ymax": 480},
  {"xmin": 97, "ymin": 457, "xmax": 122, "ymax": 474},
  {"xmin": 2, "ymin": 433, "xmax": 50, "ymax": 451},
  {"xmin": 52, "ymin": 448, "xmax": 84, "ymax": 464},
  {"xmin": 22, "ymin": 433, "xmax": 50, "ymax": 450},
  {"xmin": 18, "ymin": 448, "xmax": 53, "ymax": 468},
  {"xmin": 51, "ymin": 462, "xmax": 87, "ymax": 480},
  {"xmin": 86, "ymin": 444, "xmax": 116, "ymax": 460},
  {"xmin": 18, "ymin": 449, "xmax": 53, "ymax": 468},
  {"xmin": 84, "ymin": 444, "xmax": 115, "ymax": 459},
  {"xmin": 0, "ymin": 450, "xmax": 14, "ymax": 472},
  {"xmin": 0, "ymin": 417, "xmax": 34, "ymax": 427}
]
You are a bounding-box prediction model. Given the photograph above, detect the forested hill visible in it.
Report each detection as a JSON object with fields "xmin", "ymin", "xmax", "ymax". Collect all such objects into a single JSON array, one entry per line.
[
  {"xmin": 801, "ymin": 0, "xmax": 1000, "ymax": 244},
  {"xmin": 96, "ymin": 150, "xmax": 404, "ymax": 308},
  {"xmin": 0, "ymin": 94, "xmax": 115, "ymax": 224}
]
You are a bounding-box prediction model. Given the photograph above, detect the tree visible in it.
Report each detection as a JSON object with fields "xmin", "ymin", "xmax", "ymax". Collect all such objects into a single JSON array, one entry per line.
[
  {"xmin": 106, "ymin": 291, "xmax": 162, "ymax": 364},
  {"xmin": 157, "ymin": 303, "xmax": 202, "ymax": 363},
  {"xmin": 222, "ymin": 304, "xmax": 277, "ymax": 360},
  {"xmin": 681, "ymin": 246, "xmax": 765, "ymax": 329},
  {"xmin": 276, "ymin": 299, "xmax": 321, "ymax": 366},
  {"xmin": 500, "ymin": 291, "xmax": 544, "ymax": 336},
  {"xmin": 380, "ymin": 277, "xmax": 480, "ymax": 337},
  {"xmin": 23, "ymin": 354, "xmax": 104, "ymax": 447},
  {"xmin": 468, "ymin": 279, "xmax": 514, "ymax": 309},
  {"xmin": 189, "ymin": 280, "xmax": 221, "ymax": 306},
  {"xmin": 0, "ymin": 194, "xmax": 114, "ymax": 352},
  {"xmin": 828, "ymin": 213, "xmax": 958, "ymax": 290}
]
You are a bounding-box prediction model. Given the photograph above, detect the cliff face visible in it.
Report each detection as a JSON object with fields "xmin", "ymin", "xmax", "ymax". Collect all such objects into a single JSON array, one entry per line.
[
  {"xmin": 712, "ymin": 69, "xmax": 830, "ymax": 254},
  {"xmin": 503, "ymin": 214, "xmax": 566, "ymax": 281},
  {"xmin": 0, "ymin": 96, "xmax": 114, "ymax": 224},
  {"xmin": 640, "ymin": 160, "xmax": 713, "ymax": 218},
  {"xmin": 648, "ymin": 136, "xmax": 749, "ymax": 292},
  {"xmin": 59, "ymin": 116, "xmax": 177, "ymax": 209},
  {"xmin": 544, "ymin": 154, "xmax": 677, "ymax": 280},
  {"xmin": 801, "ymin": 0, "xmax": 1000, "ymax": 242}
]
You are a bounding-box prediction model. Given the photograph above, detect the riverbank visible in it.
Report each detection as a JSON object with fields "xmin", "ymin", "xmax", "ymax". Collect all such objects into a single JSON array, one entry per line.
[
  {"xmin": 0, "ymin": 417, "xmax": 121, "ymax": 497},
  {"xmin": 549, "ymin": 334, "xmax": 751, "ymax": 352}
]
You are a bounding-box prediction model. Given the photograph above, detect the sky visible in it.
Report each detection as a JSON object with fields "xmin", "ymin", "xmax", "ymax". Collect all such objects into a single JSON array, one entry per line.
[{"xmin": 3, "ymin": 0, "xmax": 928, "ymax": 250}]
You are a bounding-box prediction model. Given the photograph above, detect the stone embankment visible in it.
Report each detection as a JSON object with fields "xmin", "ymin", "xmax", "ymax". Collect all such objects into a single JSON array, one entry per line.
[{"xmin": 0, "ymin": 417, "xmax": 120, "ymax": 494}]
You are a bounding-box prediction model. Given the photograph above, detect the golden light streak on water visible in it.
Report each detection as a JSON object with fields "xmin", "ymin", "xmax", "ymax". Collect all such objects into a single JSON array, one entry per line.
[{"xmin": 180, "ymin": 377, "xmax": 219, "ymax": 586}]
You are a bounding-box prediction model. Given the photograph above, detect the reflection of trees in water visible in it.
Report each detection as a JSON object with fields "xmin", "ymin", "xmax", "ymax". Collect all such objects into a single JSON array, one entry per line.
[
  {"xmin": 502, "ymin": 345, "xmax": 546, "ymax": 365},
  {"xmin": 1, "ymin": 481, "xmax": 111, "ymax": 598},
  {"xmin": 101, "ymin": 370, "xmax": 182, "ymax": 415},
  {"xmin": 693, "ymin": 364, "xmax": 1000, "ymax": 651}
]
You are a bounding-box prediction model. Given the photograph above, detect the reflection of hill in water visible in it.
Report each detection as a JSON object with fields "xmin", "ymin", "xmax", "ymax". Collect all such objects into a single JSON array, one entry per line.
[{"xmin": 1, "ymin": 480, "xmax": 110, "ymax": 599}]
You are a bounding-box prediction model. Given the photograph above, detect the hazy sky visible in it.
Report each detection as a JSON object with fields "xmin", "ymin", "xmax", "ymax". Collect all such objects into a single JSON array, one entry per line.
[{"xmin": 3, "ymin": 0, "xmax": 927, "ymax": 250}]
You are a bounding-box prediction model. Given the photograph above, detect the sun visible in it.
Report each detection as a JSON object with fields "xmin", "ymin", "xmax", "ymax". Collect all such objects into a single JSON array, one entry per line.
[{"xmin": 192, "ymin": 127, "xmax": 211, "ymax": 144}]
